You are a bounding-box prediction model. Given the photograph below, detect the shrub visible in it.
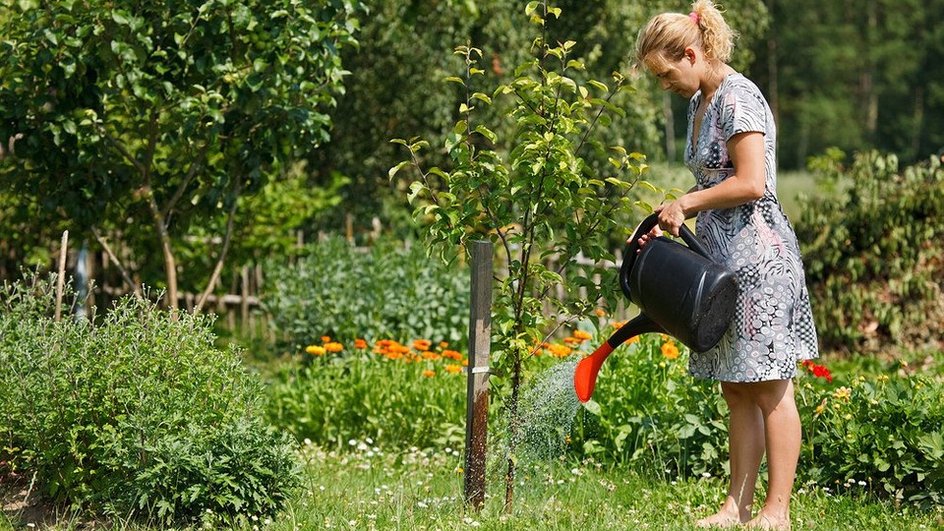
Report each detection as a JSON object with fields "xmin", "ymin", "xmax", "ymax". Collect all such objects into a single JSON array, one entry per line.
[
  {"xmin": 570, "ymin": 331, "xmax": 729, "ymax": 479},
  {"xmin": 804, "ymin": 372, "xmax": 944, "ymax": 506},
  {"xmin": 0, "ymin": 275, "xmax": 300, "ymax": 525},
  {"xmin": 265, "ymin": 339, "xmax": 467, "ymax": 451},
  {"xmin": 262, "ymin": 237, "xmax": 470, "ymax": 352},
  {"xmin": 796, "ymin": 150, "xmax": 944, "ymax": 352}
]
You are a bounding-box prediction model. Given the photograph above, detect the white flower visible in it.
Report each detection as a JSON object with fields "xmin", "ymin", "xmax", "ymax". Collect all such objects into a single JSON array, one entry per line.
[{"xmin": 348, "ymin": 439, "xmax": 357, "ymax": 446}]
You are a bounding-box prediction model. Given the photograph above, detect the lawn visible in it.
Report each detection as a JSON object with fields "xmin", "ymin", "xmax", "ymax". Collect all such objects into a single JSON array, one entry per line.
[{"xmin": 270, "ymin": 443, "xmax": 943, "ymax": 531}]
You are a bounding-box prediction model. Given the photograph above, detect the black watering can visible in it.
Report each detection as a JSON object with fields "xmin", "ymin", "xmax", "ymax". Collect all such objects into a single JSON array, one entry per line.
[{"xmin": 574, "ymin": 213, "xmax": 739, "ymax": 402}]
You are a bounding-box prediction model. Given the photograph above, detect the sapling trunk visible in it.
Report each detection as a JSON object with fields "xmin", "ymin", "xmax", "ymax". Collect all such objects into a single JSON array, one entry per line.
[{"xmin": 504, "ymin": 346, "xmax": 524, "ymax": 513}]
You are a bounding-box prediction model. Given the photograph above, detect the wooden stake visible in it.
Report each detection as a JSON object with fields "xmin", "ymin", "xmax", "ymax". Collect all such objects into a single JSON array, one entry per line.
[
  {"xmin": 55, "ymin": 230, "xmax": 69, "ymax": 321},
  {"xmin": 464, "ymin": 240, "xmax": 492, "ymax": 510}
]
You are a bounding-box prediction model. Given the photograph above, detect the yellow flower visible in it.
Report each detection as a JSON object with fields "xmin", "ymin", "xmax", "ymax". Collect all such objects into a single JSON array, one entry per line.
[
  {"xmin": 305, "ymin": 345, "xmax": 326, "ymax": 356},
  {"xmin": 422, "ymin": 369, "xmax": 436, "ymax": 378},
  {"xmin": 661, "ymin": 341, "xmax": 680, "ymax": 360},
  {"xmin": 324, "ymin": 342, "xmax": 343, "ymax": 353},
  {"xmin": 444, "ymin": 364, "xmax": 462, "ymax": 374},
  {"xmin": 439, "ymin": 341, "xmax": 450, "ymax": 349},
  {"xmin": 814, "ymin": 403, "xmax": 826, "ymax": 415},
  {"xmin": 320, "ymin": 335, "xmax": 331, "ymax": 343},
  {"xmin": 572, "ymin": 330, "xmax": 593, "ymax": 341},
  {"xmin": 833, "ymin": 386, "xmax": 852, "ymax": 401}
]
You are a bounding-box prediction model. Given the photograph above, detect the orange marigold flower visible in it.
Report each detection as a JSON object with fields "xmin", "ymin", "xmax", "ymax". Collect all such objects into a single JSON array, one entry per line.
[
  {"xmin": 392, "ymin": 344, "xmax": 411, "ymax": 354},
  {"xmin": 610, "ymin": 321, "xmax": 627, "ymax": 329},
  {"xmin": 386, "ymin": 352, "xmax": 404, "ymax": 360},
  {"xmin": 547, "ymin": 344, "xmax": 572, "ymax": 357},
  {"xmin": 594, "ymin": 308, "xmax": 607, "ymax": 318},
  {"xmin": 661, "ymin": 341, "xmax": 680, "ymax": 360},
  {"xmin": 439, "ymin": 341, "xmax": 450, "ymax": 349},
  {"xmin": 422, "ymin": 369, "xmax": 436, "ymax": 378},
  {"xmin": 422, "ymin": 351, "xmax": 441, "ymax": 360},
  {"xmin": 443, "ymin": 350, "xmax": 463, "ymax": 360},
  {"xmin": 321, "ymin": 335, "xmax": 331, "ymax": 343},
  {"xmin": 413, "ymin": 339, "xmax": 432, "ymax": 351},
  {"xmin": 572, "ymin": 330, "xmax": 593, "ymax": 341},
  {"xmin": 462, "ymin": 358, "xmax": 469, "ymax": 366},
  {"xmin": 627, "ymin": 336, "xmax": 640, "ymax": 345},
  {"xmin": 444, "ymin": 364, "xmax": 462, "ymax": 374},
  {"xmin": 563, "ymin": 336, "xmax": 581, "ymax": 345},
  {"xmin": 324, "ymin": 342, "xmax": 343, "ymax": 353},
  {"xmin": 354, "ymin": 339, "xmax": 368, "ymax": 349},
  {"xmin": 376, "ymin": 339, "xmax": 395, "ymax": 348},
  {"xmin": 305, "ymin": 345, "xmax": 326, "ymax": 356}
]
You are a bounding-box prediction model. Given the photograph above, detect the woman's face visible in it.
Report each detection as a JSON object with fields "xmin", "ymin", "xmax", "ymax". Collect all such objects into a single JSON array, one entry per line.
[{"xmin": 645, "ymin": 50, "xmax": 700, "ymax": 98}]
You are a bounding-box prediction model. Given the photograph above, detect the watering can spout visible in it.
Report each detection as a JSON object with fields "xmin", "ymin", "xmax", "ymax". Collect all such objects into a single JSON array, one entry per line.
[{"xmin": 574, "ymin": 314, "xmax": 662, "ymax": 403}]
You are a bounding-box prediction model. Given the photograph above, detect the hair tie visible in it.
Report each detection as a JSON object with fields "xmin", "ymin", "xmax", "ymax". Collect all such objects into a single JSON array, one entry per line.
[{"xmin": 689, "ymin": 12, "xmax": 700, "ymax": 24}]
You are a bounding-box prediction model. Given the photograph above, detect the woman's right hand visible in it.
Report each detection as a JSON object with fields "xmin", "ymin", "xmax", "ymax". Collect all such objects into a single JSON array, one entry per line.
[{"xmin": 630, "ymin": 225, "xmax": 663, "ymax": 253}]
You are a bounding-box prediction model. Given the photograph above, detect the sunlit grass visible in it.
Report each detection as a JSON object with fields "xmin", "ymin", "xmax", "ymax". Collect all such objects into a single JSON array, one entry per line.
[{"xmin": 270, "ymin": 443, "xmax": 944, "ymax": 531}]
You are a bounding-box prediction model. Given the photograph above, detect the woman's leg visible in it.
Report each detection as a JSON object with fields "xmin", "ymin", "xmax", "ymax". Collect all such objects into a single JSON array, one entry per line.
[
  {"xmin": 746, "ymin": 378, "xmax": 801, "ymax": 530},
  {"xmin": 697, "ymin": 382, "xmax": 766, "ymax": 527}
]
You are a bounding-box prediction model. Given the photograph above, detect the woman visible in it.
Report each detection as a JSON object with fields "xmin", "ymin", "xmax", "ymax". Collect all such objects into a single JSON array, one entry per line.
[{"xmin": 634, "ymin": 1, "xmax": 818, "ymax": 529}]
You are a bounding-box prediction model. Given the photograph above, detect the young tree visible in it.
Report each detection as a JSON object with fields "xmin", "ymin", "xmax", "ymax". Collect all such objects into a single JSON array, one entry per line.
[
  {"xmin": 0, "ymin": 0, "xmax": 362, "ymax": 308},
  {"xmin": 393, "ymin": 2, "xmax": 654, "ymax": 510}
]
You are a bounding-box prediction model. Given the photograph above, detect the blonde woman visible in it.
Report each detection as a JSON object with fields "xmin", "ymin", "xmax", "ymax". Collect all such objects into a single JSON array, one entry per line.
[{"xmin": 634, "ymin": 1, "xmax": 818, "ymax": 529}]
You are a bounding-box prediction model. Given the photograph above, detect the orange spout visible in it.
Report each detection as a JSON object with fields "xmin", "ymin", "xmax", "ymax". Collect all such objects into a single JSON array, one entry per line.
[{"xmin": 574, "ymin": 342, "xmax": 614, "ymax": 403}]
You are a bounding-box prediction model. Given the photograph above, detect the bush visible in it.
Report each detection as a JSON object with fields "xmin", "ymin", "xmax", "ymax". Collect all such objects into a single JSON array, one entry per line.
[
  {"xmin": 0, "ymin": 275, "xmax": 300, "ymax": 525},
  {"xmin": 796, "ymin": 150, "xmax": 944, "ymax": 352},
  {"xmin": 804, "ymin": 372, "xmax": 944, "ymax": 506},
  {"xmin": 262, "ymin": 237, "xmax": 470, "ymax": 352},
  {"xmin": 570, "ymin": 331, "xmax": 729, "ymax": 479},
  {"xmin": 266, "ymin": 339, "xmax": 467, "ymax": 451}
]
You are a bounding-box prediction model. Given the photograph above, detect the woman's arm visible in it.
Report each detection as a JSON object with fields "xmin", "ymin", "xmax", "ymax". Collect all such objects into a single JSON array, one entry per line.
[{"xmin": 656, "ymin": 131, "xmax": 766, "ymax": 236}]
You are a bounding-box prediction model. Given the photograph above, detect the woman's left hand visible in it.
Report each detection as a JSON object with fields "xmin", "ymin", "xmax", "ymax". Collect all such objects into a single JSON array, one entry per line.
[{"xmin": 656, "ymin": 200, "xmax": 686, "ymax": 237}]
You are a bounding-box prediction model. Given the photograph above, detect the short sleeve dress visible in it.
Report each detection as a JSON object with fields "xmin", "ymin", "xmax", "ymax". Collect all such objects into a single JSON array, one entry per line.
[{"xmin": 683, "ymin": 73, "xmax": 819, "ymax": 382}]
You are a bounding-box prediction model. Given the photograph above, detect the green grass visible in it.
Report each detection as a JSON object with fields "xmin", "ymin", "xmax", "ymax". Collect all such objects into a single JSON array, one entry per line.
[
  {"xmin": 7, "ymin": 442, "xmax": 940, "ymax": 530},
  {"xmin": 270, "ymin": 444, "xmax": 942, "ymax": 531}
]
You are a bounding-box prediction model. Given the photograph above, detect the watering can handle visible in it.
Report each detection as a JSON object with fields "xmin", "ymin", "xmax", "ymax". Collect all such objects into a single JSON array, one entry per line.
[{"xmin": 620, "ymin": 213, "xmax": 713, "ymax": 297}]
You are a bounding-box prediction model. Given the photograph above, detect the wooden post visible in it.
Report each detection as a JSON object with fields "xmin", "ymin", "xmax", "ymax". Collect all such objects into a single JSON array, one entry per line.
[
  {"xmin": 240, "ymin": 266, "xmax": 250, "ymax": 325},
  {"xmin": 55, "ymin": 230, "xmax": 69, "ymax": 322},
  {"xmin": 464, "ymin": 240, "xmax": 492, "ymax": 510},
  {"xmin": 345, "ymin": 212, "xmax": 354, "ymax": 244}
]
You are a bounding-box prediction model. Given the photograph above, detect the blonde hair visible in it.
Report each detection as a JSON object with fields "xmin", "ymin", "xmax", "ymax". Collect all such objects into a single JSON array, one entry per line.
[{"xmin": 635, "ymin": 0, "xmax": 736, "ymax": 67}]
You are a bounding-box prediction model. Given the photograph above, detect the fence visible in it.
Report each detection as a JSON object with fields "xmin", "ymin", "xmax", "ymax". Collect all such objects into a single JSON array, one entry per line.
[{"xmin": 10, "ymin": 218, "xmax": 631, "ymax": 331}]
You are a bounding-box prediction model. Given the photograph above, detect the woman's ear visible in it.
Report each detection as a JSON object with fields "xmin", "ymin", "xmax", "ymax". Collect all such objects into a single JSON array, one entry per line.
[{"xmin": 684, "ymin": 47, "xmax": 698, "ymax": 65}]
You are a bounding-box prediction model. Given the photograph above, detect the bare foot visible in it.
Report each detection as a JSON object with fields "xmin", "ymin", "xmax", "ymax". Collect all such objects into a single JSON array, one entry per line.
[
  {"xmin": 695, "ymin": 508, "xmax": 742, "ymax": 528},
  {"xmin": 744, "ymin": 512, "xmax": 790, "ymax": 530}
]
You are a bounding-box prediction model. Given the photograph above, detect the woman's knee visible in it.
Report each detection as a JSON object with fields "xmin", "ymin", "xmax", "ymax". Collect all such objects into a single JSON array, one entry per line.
[{"xmin": 721, "ymin": 381, "xmax": 754, "ymax": 407}]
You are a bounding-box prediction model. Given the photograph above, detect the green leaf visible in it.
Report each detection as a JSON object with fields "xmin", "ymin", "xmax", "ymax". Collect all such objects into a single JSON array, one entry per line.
[
  {"xmin": 388, "ymin": 161, "xmax": 410, "ymax": 181},
  {"xmin": 582, "ymin": 399, "xmax": 602, "ymax": 416},
  {"xmin": 445, "ymin": 76, "xmax": 465, "ymax": 85}
]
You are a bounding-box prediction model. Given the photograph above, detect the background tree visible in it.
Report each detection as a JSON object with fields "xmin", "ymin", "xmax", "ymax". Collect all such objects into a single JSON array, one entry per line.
[
  {"xmin": 0, "ymin": 0, "xmax": 363, "ymax": 308},
  {"xmin": 319, "ymin": 0, "xmax": 769, "ymax": 237}
]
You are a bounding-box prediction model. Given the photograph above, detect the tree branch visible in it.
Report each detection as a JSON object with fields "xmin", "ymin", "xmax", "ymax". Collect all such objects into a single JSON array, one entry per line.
[
  {"xmin": 194, "ymin": 177, "xmax": 242, "ymax": 313},
  {"xmin": 91, "ymin": 226, "xmax": 142, "ymax": 299}
]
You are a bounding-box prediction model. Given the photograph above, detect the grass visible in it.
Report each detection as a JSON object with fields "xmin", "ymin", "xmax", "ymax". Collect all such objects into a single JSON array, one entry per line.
[
  {"xmin": 6, "ymin": 440, "xmax": 941, "ymax": 530},
  {"xmin": 268, "ymin": 443, "xmax": 943, "ymax": 531}
]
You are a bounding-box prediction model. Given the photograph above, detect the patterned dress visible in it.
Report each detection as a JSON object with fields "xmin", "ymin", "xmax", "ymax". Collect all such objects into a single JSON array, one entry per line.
[{"xmin": 683, "ymin": 73, "xmax": 819, "ymax": 382}]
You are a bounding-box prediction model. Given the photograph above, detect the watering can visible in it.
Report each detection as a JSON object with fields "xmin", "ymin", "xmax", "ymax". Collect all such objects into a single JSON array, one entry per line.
[{"xmin": 573, "ymin": 213, "xmax": 739, "ymax": 403}]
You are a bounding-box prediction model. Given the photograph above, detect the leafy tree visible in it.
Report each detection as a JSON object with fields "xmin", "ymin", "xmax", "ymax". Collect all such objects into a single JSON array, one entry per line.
[
  {"xmin": 318, "ymin": 0, "xmax": 770, "ymax": 235},
  {"xmin": 750, "ymin": 0, "xmax": 944, "ymax": 167},
  {"xmin": 393, "ymin": 2, "xmax": 654, "ymax": 510},
  {"xmin": 0, "ymin": 0, "xmax": 362, "ymax": 308}
]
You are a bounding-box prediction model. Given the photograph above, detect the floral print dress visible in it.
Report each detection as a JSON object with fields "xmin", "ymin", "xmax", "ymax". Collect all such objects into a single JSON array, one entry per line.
[{"xmin": 684, "ymin": 73, "xmax": 819, "ymax": 382}]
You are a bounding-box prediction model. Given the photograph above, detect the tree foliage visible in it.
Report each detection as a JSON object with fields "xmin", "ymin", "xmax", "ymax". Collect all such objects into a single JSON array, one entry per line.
[
  {"xmin": 0, "ymin": 0, "xmax": 362, "ymax": 305},
  {"xmin": 393, "ymin": 2, "xmax": 659, "ymax": 509}
]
